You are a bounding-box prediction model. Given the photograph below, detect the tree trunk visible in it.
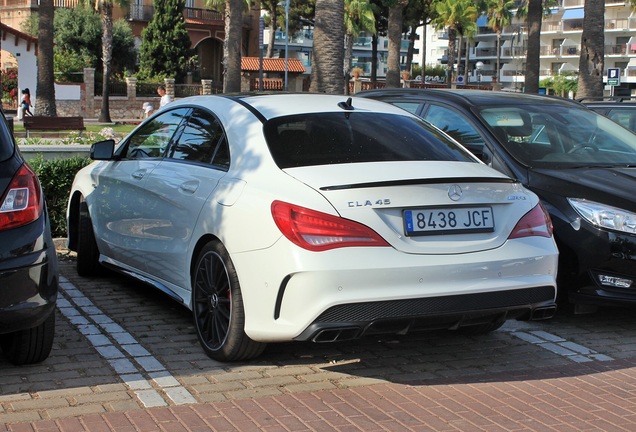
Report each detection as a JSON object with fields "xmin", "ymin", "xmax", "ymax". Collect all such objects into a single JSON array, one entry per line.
[
  {"xmin": 266, "ymin": 9, "xmax": 277, "ymax": 58},
  {"xmin": 524, "ymin": 0, "xmax": 542, "ymax": 94},
  {"xmin": 463, "ymin": 37, "xmax": 470, "ymax": 84},
  {"xmin": 224, "ymin": 0, "xmax": 244, "ymax": 93},
  {"xmin": 310, "ymin": 0, "xmax": 344, "ymax": 94},
  {"xmin": 344, "ymin": 33, "xmax": 354, "ymax": 94},
  {"xmin": 99, "ymin": 0, "xmax": 113, "ymax": 123},
  {"xmin": 420, "ymin": 24, "xmax": 427, "ymax": 71},
  {"xmin": 371, "ymin": 34, "xmax": 378, "ymax": 82},
  {"xmin": 446, "ymin": 28, "xmax": 457, "ymax": 88},
  {"xmin": 36, "ymin": 0, "xmax": 56, "ymax": 116},
  {"xmin": 577, "ymin": 0, "xmax": 605, "ymax": 98},
  {"xmin": 496, "ymin": 31, "xmax": 502, "ymax": 83},
  {"xmin": 385, "ymin": 0, "xmax": 408, "ymax": 88}
]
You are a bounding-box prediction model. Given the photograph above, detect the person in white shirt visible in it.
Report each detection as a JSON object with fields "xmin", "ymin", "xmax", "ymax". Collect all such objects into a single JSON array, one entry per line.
[
  {"xmin": 142, "ymin": 102, "xmax": 153, "ymax": 118},
  {"xmin": 157, "ymin": 85, "xmax": 172, "ymax": 108}
]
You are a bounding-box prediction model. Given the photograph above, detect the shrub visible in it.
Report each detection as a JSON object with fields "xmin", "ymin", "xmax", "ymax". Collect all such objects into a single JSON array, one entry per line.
[{"xmin": 29, "ymin": 156, "xmax": 93, "ymax": 237}]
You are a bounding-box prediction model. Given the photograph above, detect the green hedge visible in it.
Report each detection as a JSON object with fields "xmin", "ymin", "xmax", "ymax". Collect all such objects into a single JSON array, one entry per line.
[{"xmin": 28, "ymin": 155, "xmax": 93, "ymax": 238}]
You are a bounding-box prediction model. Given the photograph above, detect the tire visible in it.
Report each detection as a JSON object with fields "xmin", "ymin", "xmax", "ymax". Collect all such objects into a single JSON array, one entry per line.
[
  {"xmin": 76, "ymin": 201, "xmax": 101, "ymax": 277},
  {"xmin": 1, "ymin": 313, "xmax": 55, "ymax": 365},
  {"xmin": 192, "ymin": 241, "xmax": 265, "ymax": 362}
]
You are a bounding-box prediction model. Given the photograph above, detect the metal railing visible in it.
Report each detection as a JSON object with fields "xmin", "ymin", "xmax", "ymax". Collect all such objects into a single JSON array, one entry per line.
[
  {"xmin": 137, "ymin": 83, "xmax": 159, "ymax": 97},
  {"xmin": 174, "ymin": 84, "xmax": 202, "ymax": 97},
  {"xmin": 94, "ymin": 80, "xmax": 127, "ymax": 97}
]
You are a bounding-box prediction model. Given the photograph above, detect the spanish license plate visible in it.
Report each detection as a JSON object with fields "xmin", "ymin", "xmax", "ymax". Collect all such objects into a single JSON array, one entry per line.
[{"xmin": 403, "ymin": 207, "xmax": 494, "ymax": 236}]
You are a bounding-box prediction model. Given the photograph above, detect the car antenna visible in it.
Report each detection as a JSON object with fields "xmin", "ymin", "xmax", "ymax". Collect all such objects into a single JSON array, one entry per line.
[{"xmin": 338, "ymin": 97, "xmax": 354, "ymax": 111}]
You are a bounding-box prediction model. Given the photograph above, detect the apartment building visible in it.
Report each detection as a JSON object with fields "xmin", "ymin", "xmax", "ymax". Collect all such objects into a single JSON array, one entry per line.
[
  {"xmin": 418, "ymin": 0, "xmax": 636, "ymax": 95},
  {"xmin": 263, "ymin": 27, "xmax": 413, "ymax": 79}
]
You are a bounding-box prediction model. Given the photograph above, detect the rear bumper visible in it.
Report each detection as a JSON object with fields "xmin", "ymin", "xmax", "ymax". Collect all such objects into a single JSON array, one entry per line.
[
  {"xmin": 234, "ymin": 235, "xmax": 558, "ymax": 342},
  {"xmin": 0, "ymin": 218, "xmax": 58, "ymax": 334},
  {"xmin": 294, "ymin": 286, "xmax": 557, "ymax": 342}
]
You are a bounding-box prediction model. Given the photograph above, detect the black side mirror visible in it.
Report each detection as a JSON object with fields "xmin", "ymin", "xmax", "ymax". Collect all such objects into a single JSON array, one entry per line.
[{"xmin": 90, "ymin": 139, "xmax": 116, "ymax": 160}]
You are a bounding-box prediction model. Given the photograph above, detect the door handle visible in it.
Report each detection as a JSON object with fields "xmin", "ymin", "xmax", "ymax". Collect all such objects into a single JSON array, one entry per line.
[{"xmin": 179, "ymin": 180, "xmax": 199, "ymax": 194}]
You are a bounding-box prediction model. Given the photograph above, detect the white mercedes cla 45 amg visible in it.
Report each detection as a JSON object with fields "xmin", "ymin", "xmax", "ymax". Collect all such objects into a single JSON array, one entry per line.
[{"xmin": 67, "ymin": 94, "xmax": 558, "ymax": 361}]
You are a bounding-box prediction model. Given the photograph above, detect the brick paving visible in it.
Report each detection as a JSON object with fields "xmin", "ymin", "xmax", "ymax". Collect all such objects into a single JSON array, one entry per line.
[{"xmin": 2, "ymin": 257, "xmax": 636, "ymax": 430}]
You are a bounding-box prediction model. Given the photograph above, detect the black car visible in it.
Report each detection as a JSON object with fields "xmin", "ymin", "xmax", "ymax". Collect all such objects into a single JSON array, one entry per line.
[
  {"xmin": 0, "ymin": 108, "xmax": 58, "ymax": 365},
  {"xmin": 578, "ymin": 96, "xmax": 636, "ymax": 133},
  {"xmin": 359, "ymin": 89, "xmax": 636, "ymax": 313}
]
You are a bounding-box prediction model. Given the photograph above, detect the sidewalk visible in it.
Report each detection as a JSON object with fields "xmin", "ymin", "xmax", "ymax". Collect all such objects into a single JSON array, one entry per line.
[
  {"xmin": 4, "ymin": 261, "xmax": 636, "ymax": 431},
  {"xmin": 5, "ymin": 358, "xmax": 636, "ymax": 431}
]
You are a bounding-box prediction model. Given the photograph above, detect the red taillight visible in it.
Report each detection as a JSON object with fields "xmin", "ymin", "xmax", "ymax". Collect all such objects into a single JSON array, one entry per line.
[
  {"xmin": 0, "ymin": 164, "xmax": 43, "ymax": 231},
  {"xmin": 271, "ymin": 200, "xmax": 390, "ymax": 251},
  {"xmin": 509, "ymin": 203, "xmax": 553, "ymax": 239}
]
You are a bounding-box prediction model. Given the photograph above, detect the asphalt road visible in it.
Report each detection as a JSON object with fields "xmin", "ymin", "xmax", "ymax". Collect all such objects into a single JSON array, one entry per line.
[{"xmin": 2, "ymin": 253, "xmax": 636, "ymax": 430}]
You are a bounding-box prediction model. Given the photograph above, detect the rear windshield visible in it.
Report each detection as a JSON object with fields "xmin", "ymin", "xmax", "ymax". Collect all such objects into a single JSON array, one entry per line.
[
  {"xmin": 0, "ymin": 111, "xmax": 14, "ymax": 161},
  {"xmin": 264, "ymin": 112, "xmax": 476, "ymax": 168}
]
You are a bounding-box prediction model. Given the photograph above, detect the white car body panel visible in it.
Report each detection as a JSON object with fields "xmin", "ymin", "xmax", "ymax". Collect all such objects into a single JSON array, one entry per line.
[{"xmin": 68, "ymin": 94, "xmax": 559, "ymax": 358}]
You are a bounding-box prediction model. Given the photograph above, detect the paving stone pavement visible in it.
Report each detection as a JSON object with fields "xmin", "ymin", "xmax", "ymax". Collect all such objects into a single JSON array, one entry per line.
[{"xmin": 2, "ymin": 256, "xmax": 636, "ymax": 430}]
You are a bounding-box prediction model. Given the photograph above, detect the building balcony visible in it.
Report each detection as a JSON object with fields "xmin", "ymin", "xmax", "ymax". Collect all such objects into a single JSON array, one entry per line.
[{"xmin": 128, "ymin": 5, "xmax": 227, "ymax": 25}]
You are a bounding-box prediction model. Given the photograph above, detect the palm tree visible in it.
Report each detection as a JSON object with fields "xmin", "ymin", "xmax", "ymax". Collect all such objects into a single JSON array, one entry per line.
[
  {"xmin": 484, "ymin": 0, "xmax": 515, "ymax": 84},
  {"xmin": 516, "ymin": 0, "xmax": 558, "ymax": 93},
  {"xmin": 98, "ymin": 0, "xmax": 114, "ymax": 122},
  {"xmin": 385, "ymin": 0, "xmax": 409, "ymax": 88},
  {"xmin": 577, "ymin": 0, "xmax": 605, "ymax": 98},
  {"xmin": 223, "ymin": 0, "xmax": 245, "ymax": 92},
  {"xmin": 432, "ymin": 0, "xmax": 478, "ymax": 88},
  {"xmin": 310, "ymin": 0, "xmax": 345, "ymax": 94},
  {"xmin": 519, "ymin": 0, "xmax": 542, "ymax": 94},
  {"xmin": 344, "ymin": 0, "xmax": 375, "ymax": 92},
  {"xmin": 36, "ymin": 0, "xmax": 56, "ymax": 116}
]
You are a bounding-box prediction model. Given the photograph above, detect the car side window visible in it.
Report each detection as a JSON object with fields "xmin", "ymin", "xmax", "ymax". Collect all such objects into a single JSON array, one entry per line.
[
  {"xmin": 391, "ymin": 102, "xmax": 421, "ymax": 115},
  {"xmin": 124, "ymin": 108, "xmax": 190, "ymax": 159},
  {"xmin": 423, "ymin": 104, "xmax": 487, "ymax": 151},
  {"xmin": 168, "ymin": 109, "xmax": 230, "ymax": 169},
  {"xmin": 607, "ymin": 109, "xmax": 636, "ymax": 132}
]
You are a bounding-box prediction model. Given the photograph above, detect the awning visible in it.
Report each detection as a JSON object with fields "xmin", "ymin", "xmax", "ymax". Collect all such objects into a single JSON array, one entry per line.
[
  {"xmin": 627, "ymin": 57, "xmax": 636, "ymax": 68},
  {"xmin": 560, "ymin": 38, "xmax": 578, "ymax": 47},
  {"xmin": 559, "ymin": 63, "xmax": 578, "ymax": 72},
  {"xmin": 477, "ymin": 40, "xmax": 495, "ymax": 48},
  {"xmin": 562, "ymin": 8, "xmax": 584, "ymax": 20},
  {"xmin": 477, "ymin": 15, "xmax": 487, "ymax": 27}
]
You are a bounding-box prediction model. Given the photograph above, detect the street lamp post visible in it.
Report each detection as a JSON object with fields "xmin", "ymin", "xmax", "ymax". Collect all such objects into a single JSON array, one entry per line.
[
  {"xmin": 476, "ymin": 61, "xmax": 483, "ymax": 89},
  {"xmin": 282, "ymin": 1, "xmax": 289, "ymax": 92}
]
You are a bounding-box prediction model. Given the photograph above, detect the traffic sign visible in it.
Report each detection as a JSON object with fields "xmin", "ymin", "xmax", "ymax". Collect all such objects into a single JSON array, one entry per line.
[
  {"xmin": 607, "ymin": 68, "xmax": 621, "ymax": 86},
  {"xmin": 456, "ymin": 75, "xmax": 464, "ymax": 86}
]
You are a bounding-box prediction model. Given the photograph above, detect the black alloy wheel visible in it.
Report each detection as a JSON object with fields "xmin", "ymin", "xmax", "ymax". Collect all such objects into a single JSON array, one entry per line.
[{"xmin": 192, "ymin": 241, "xmax": 265, "ymax": 362}]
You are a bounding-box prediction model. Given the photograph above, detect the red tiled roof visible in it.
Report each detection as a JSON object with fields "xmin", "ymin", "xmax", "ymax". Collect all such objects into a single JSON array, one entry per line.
[{"xmin": 241, "ymin": 57, "xmax": 305, "ymax": 73}]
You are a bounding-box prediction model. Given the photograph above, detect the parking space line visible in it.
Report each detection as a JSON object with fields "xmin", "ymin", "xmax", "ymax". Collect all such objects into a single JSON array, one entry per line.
[
  {"xmin": 56, "ymin": 276, "xmax": 198, "ymax": 407},
  {"xmin": 511, "ymin": 330, "xmax": 615, "ymax": 363}
]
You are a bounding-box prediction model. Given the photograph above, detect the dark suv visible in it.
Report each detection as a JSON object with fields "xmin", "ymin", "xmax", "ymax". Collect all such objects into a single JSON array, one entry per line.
[
  {"xmin": 359, "ymin": 89, "xmax": 636, "ymax": 314},
  {"xmin": 578, "ymin": 97, "xmax": 636, "ymax": 133},
  {"xmin": 0, "ymin": 108, "xmax": 58, "ymax": 365}
]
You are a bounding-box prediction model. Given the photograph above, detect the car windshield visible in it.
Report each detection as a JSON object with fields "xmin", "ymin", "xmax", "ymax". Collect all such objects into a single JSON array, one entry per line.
[
  {"xmin": 264, "ymin": 112, "xmax": 476, "ymax": 168},
  {"xmin": 477, "ymin": 103, "xmax": 636, "ymax": 168}
]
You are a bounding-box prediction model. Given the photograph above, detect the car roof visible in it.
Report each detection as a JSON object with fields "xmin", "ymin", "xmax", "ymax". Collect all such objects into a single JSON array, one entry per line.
[
  {"xmin": 170, "ymin": 93, "xmax": 413, "ymax": 121},
  {"xmin": 578, "ymin": 96, "xmax": 636, "ymax": 108},
  {"xmin": 358, "ymin": 88, "xmax": 582, "ymax": 109}
]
